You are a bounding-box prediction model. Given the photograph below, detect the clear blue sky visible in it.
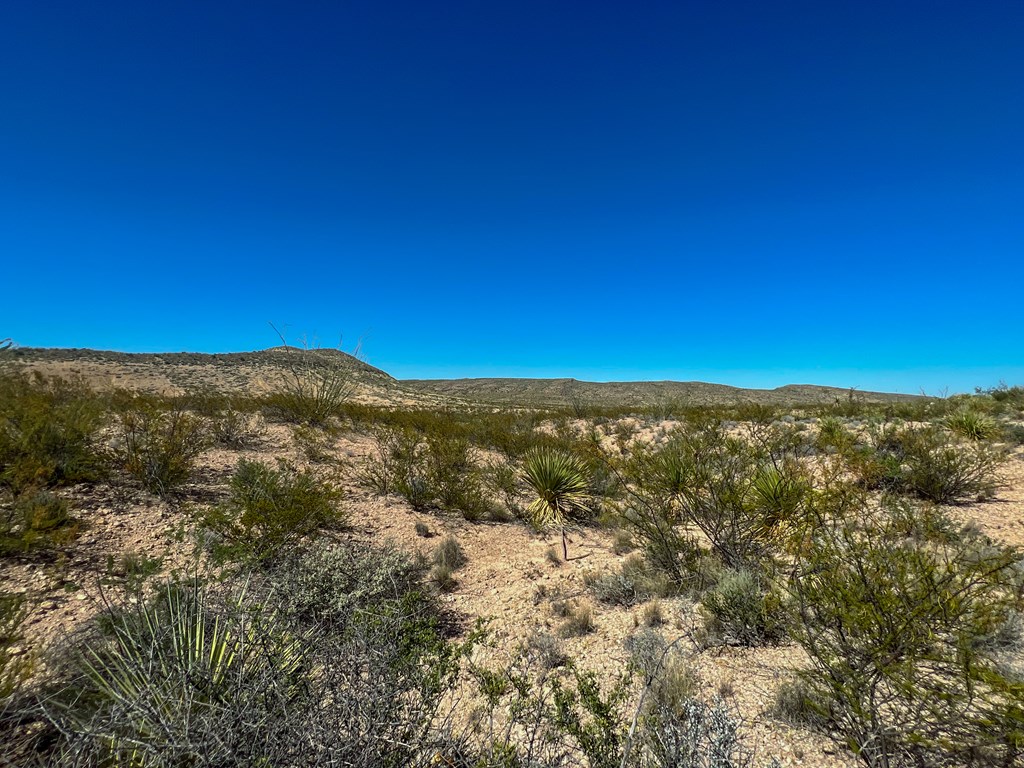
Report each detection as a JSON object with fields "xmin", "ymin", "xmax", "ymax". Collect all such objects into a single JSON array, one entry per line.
[{"xmin": 2, "ymin": 1, "xmax": 1022, "ymax": 394}]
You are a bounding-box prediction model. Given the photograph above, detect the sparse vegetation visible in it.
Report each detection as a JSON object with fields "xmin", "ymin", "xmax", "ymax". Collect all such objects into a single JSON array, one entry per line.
[
  {"xmin": 262, "ymin": 339, "xmax": 356, "ymax": 427},
  {"xmin": 3, "ymin": 349, "xmax": 1021, "ymax": 768},
  {"xmin": 0, "ymin": 373, "xmax": 106, "ymax": 494},
  {"xmin": 787, "ymin": 497, "xmax": 1024, "ymax": 766},
  {"xmin": 114, "ymin": 398, "xmax": 208, "ymax": 497},
  {"xmin": 201, "ymin": 459, "xmax": 343, "ymax": 562},
  {"xmin": 849, "ymin": 421, "xmax": 1006, "ymax": 503}
]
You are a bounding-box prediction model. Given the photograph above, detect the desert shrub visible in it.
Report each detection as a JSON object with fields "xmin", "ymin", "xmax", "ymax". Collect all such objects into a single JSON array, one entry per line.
[
  {"xmin": 272, "ymin": 541, "xmax": 441, "ymax": 636},
  {"xmin": 1, "ymin": 490, "xmax": 79, "ymax": 554},
  {"xmin": 263, "ymin": 347, "xmax": 354, "ymax": 427},
  {"xmin": 771, "ymin": 677, "xmax": 830, "ymax": 729},
  {"xmin": 624, "ymin": 630, "xmax": 768, "ymax": 768},
  {"xmin": 38, "ymin": 578, "xmax": 308, "ymax": 767},
  {"xmin": 787, "ymin": 498, "xmax": 1024, "ymax": 766},
  {"xmin": 550, "ymin": 668, "xmax": 629, "ymax": 768},
  {"xmin": 202, "ymin": 459, "xmax": 343, "ymax": 562},
  {"xmin": 484, "ymin": 459, "xmax": 525, "ymax": 519},
  {"xmin": 815, "ymin": 415, "xmax": 853, "ymax": 452},
  {"xmin": 433, "ymin": 534, "xmax": 467, "ymax": 570},
  {"xmin": 430, "ymin": 535, "xmax": 467, "ymax": 592},
  {"xmin": 526, "ymin": 631, "xmax": 570, "ymax": 670},
  {"xmin": 209, "ymin": 408, "xmax": 265, "ymax": 449},
  {"xmin": 1003, "ymin": 423, "xmax": 1024, "ymax": 446},
  {"xmin": 358, "ymin": 424, "xmax": 421, "ymax": 496},
  {"xmin": 642, "ymin": 697, "xmax": 764, "ymax": 768},
  {"xmin": 291, "ymin": 424, "xmax": 338, "ymax": 463},
  {"xmin": 587, "ymin": 554, "xmax": 674, "ymax": 607},
  {"xmin": 0, "ymin": 373, "xmax": 106, "ymax": 494},
  {"xmin": 422, "ymin": 433, "xmax": 490, "ymax": 520},
  {"xmin": 944, "ymin": 408, "xmax": 1001, "ymax": 441},
  {"xmin": 114, "ymin": 400, "xmax": 208, "ymax": 497},
  {"xmin": 360, "ymin": 426, "xmax": 489, "ymax": 520},
  {"xmin": 618, "ymin": 421, "xmax": 809, "ymax": 578},
  {"xmin": 33, "ymin": 543, "xmax": 469, "ymax": 768},
  {"xmin": 701, "ymin": 569, "xmax": 788, "ymax": 647},
  {"xmin": 641, "ymin": 600, "xmax": 666, "ymax": 627},
  {"xmin": 849, "ymin": 422, "xmax": 1005, "ymax": 503}
]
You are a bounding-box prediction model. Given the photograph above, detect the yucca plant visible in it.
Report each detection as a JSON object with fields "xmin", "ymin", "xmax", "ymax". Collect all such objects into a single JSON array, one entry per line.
[
  {"xmin": 45, "ymin": 578, "xmax": 307, "ymax": 766},
  {"xmin": 944, "ymin": 408, "xmax": 1000, "ymax": 441},
  {"xmin": 522, "ymin": 448, "xmax": 591, "ymax": 560}
]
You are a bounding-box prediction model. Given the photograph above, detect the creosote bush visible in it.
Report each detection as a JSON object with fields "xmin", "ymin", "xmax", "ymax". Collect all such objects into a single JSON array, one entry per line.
[
  {"xmin": 848, "ymin": 422, "xmax": 1005, "ymax": 503},
  {"xmin": 0, "ymin": 373, "xmax": 106, "ymax": 494},
  {"xmin": 788, "ymin": 496, "xmax": 1024, "ymax": 767},
  {"xmin": 360, "ymin": 426, "xmax": 491, "ymax": 520},
  {"xmin": 615, "ymin": 418, "xmax": 810, "ymax": 587},
  {"xmin": 114, "ymin": 399, "xmax": 208, "ymax": 497},
  {"xmin": 202, "ymin": 459, "xmax": 343, "ymax": 562}
]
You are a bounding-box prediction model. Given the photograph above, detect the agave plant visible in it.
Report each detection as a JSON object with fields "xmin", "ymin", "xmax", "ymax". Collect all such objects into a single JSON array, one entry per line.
[{"xmin": 521, "ymin": 448, "xmax": 591, "ymax": 560}]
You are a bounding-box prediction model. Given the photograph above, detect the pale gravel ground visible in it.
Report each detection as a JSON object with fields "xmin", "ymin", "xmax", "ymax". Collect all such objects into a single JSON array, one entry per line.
[{"xmin": 5, "ymin": 422, "xmax": 1023, "ymax": 768}]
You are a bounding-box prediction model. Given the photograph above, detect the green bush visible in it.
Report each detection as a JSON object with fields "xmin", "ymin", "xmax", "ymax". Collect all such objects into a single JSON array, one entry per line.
[
  {"xmin": 272, "ymin": 541, "xmax": 441, "ymax": 636},
  {"xmin": 815, "ymin": 415, "xmax": 853, "ymax": 452},
  {"xmin": 944, "ymin": 408, "xmax": 1001, "ymax": 441},
  {"xmin": 701, "ymin": 569, "xmax": 788, "ymax": 647},
  {"xmin": 33, "ymin": 541, "xmax": 469, "ymax": 768},
  {"xmin": 788, "ymin": 498, "xmax": 1024, "ymax": 766},
  {"xmin": 114, "ymin": 400, "xmax": 208, "ymax": 497},
  {"xmin": 0, "ymin": 373, "xmax": 105, "ymax": 494},
  {"xmin": 1, "ymin": 490, "xmax": 78, "ymax": 554},
  {"xmin": 263, "ymin": 348, "xmax": 354, "ymax": 427},
  {"xmin": 619, "ymin": 421, "xmax": 809, "ymax": 575},
  {"xmin": 849, "ymin": 422, "xmax": 1005, "ymax": 503},
  {"xmin": 360, "ymin": 426, "xmax": 491, "ymax": 520},
  {"xmin": 202, "ymin": 459, "xmax": 343, "ymax": 562},
  {"xmin": 210, "ymin": 408, "xmax": 265, "ymax": 449}
]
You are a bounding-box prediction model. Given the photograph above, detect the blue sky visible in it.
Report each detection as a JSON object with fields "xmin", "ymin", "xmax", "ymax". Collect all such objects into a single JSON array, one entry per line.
[{"xmin": 2, "ymin": 1, "xmax": 1022, "ymax": 394}]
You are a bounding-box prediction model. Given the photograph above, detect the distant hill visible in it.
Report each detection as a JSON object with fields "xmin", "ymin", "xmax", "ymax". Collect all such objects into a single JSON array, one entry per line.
[
  {"xmin": 402, "ymin": 377, "xmax": 923, "ymax": 408},
  {"xmin": 3, "ymin": 347, "xmax": 924, "ymax": 408},
  {"xmin": 2, "ymin": 346, "xmax": 400, "ymax": 400}
]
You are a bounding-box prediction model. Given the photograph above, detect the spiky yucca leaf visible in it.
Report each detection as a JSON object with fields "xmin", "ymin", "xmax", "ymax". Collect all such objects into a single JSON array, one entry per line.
[
  {"xmin": 521, "ymin": 448, "xmax": 591, "ymax": 532},
  {"xmin": 53, "ymin": 578, "xmax": 307, "ymax": 766},
  {"xmin": 944, "ymin": 409, "xmax": 1000, "ymax": 442}
]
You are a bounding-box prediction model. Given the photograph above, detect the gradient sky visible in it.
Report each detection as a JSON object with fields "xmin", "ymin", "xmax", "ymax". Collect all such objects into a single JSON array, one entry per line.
[{"xmin": 2, "ymin": 1, "xmax": 1022, "ymax": 393}]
